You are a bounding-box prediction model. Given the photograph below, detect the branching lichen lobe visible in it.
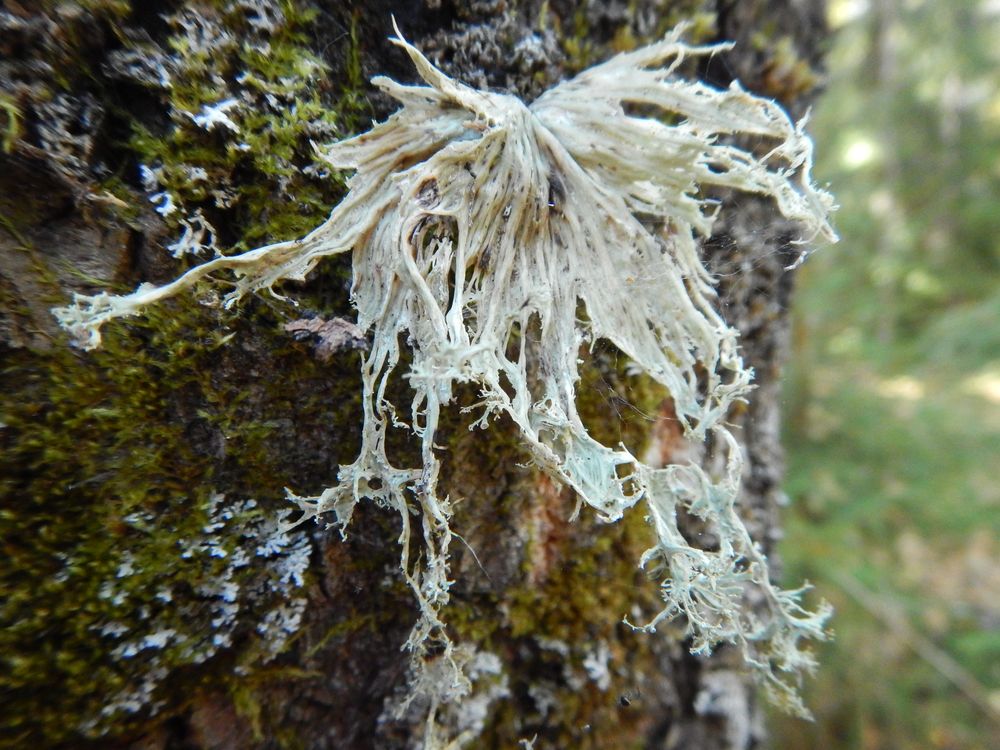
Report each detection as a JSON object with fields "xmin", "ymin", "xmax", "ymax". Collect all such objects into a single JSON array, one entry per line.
[{"xmin": 54, "ymin": 21, "xmax": 836, "ymax": 732}]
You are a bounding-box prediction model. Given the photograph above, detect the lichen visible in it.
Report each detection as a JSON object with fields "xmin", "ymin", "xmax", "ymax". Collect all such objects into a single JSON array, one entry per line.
[{"xmin": 53, "ymin": 21, "xmax": 836, "ymax": 741}]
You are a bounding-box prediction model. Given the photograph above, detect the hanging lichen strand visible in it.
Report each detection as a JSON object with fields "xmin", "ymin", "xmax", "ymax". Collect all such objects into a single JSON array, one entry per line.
[{"xmin": 55, "ymin": 23, "xmax": 836, "ymax": 721}]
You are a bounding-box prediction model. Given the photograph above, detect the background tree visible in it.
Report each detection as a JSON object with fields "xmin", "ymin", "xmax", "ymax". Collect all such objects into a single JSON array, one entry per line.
[
  {"xmin": 0, "ymin": 2, "xmax": 831, "ymax": 748},
  {"xmin": 774, "ymin": 1, "xmax": 1000, "ymax": 749}
]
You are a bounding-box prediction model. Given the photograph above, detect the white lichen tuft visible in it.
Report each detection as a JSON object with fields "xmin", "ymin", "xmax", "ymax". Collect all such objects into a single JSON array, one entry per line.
[{"xmin": 54, "ymin": 22, "xmax": 835, "ymax": 725}]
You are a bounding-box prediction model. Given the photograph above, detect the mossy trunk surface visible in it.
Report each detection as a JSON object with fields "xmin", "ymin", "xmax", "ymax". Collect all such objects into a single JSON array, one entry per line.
[{"xmin": 0, "ymin": 1, "xmax": 828, "ymax": 748}]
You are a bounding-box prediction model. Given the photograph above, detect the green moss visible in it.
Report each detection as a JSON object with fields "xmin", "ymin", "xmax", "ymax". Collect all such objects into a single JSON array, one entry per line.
[
  {"xmin": 337, "ymin": 15, "xmax": 371, "ymax": 136},
  {"xmin": 77, "ymin": 0, "xmax": 132, "ymax": 15},
  {"xmin": 473, "ymin": 502, "xmax": 661, "ymax": 748},
  {"xmin": 0, "ymin": 94, "xmax": 20, "ymax": 154},
  {"xmin": 557, "ymin": 1, "xmax": 716, "ymax": 74},
  {"xmin": 576, "ymin": 343, "xmax": 670, "ymax": 455},
  {"xmin": 306, "ymin": 611, "xmax": 381, "ymax": 659},
  {"xmin": 127, "ymin": 0, "xmax": 368, "ymax": 253},
  {"xmin": 0, "ymin": 1, "xmax": 378, "ymax": 744},
  {"xmin": 751, "ymin": 33, "xmax": 822, "ymax": 102},
  {"xmin": 0, "ymin": 281, "xmax": 366, "ymax": 745},
  {"xmin": 559, "ymin": 6, "xmax": 596, "ymax": 72}
]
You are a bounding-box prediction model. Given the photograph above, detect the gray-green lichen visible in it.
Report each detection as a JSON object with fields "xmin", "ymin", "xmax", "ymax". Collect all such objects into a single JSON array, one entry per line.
[{"xmin": 52, "ymin": 20, "xmax": 836, "ymax": 744}]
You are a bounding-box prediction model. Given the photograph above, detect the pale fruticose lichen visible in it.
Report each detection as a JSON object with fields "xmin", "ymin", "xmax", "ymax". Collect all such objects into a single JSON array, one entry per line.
[{"xmin": 54, "ymin": 22, "xmax": 836, "ymax": 725}]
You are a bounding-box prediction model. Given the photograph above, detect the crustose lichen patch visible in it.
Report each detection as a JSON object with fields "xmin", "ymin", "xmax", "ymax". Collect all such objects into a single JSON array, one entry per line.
[{"xmin": 54, "ymin": 20, "xmax": 837, "ymax": 735}]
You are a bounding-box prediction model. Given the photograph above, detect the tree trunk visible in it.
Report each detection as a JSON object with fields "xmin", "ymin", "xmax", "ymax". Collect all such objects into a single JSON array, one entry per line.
[{"xmin": 0, "ymin": 1, "xmax": 828, "ymax": 749}]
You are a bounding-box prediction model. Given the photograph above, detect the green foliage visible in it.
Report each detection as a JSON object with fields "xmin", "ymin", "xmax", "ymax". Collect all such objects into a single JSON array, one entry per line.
[
  {"xmin": 772, "ymin": 2, "xmax": 1000, "ymax": 748},
  {"xmin": 800, "ymin": 0, "xmax": 1000, "ymax": 347}
]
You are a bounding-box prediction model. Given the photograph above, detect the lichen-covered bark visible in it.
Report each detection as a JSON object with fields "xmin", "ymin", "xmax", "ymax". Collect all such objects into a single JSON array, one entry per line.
[{"xmin": 0, "ymin": 2, "xmax": 828, "ymax": 749}]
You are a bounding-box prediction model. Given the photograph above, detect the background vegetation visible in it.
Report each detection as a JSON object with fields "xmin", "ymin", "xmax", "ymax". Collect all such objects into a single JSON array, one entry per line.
[{"xmin": 772, "ymin": 1, "xmax": 1000, "ymax": 748}]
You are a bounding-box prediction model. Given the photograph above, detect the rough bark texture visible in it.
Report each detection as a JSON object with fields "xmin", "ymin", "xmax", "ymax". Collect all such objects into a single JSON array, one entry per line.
[{"xmin": 0, "ymin": 1, "xmax": 828, "ymax": 749}]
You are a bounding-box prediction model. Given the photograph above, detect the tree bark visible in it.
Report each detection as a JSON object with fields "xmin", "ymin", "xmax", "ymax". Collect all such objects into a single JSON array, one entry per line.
[{"xmin": 0, "ymin": 1, "xmax": 828, "ymax": 749}]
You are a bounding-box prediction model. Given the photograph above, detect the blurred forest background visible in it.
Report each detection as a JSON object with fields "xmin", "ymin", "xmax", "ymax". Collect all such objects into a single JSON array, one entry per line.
[{"xmin": 771, "ymin": 1, "xmax": 1000, "ymax": 748}]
